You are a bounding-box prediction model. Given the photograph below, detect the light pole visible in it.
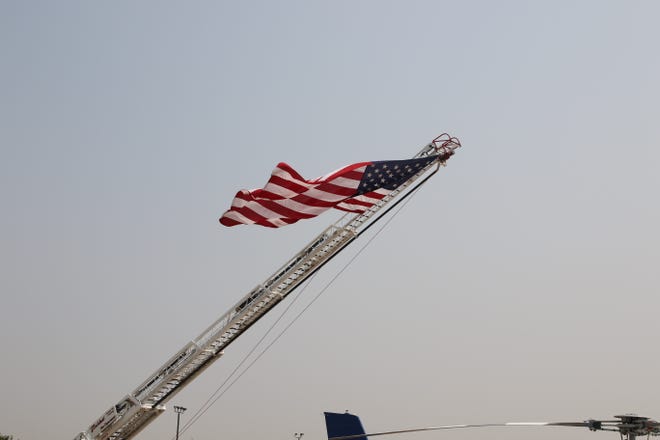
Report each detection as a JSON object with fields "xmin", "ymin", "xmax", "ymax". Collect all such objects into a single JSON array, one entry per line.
[{"xmin": 174, "ymin": 405, "xmax": 187, "ymax": 440}]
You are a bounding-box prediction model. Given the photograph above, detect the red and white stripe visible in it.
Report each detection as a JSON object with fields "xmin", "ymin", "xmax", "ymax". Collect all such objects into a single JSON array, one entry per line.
[{"xmin": 219, "ymin": 161, "xmax": 388, "ymax": 228}]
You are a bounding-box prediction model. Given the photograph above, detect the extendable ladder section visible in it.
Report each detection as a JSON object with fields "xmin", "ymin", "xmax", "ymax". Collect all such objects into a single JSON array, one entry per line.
[{"xmin": 74, "ymin": 134, "xmax": 461, "ymax": 440}]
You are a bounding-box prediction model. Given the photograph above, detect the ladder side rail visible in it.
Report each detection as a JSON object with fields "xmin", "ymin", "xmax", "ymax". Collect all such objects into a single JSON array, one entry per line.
[
  {"xmin": 130, "ymin": 219, "xmax": 349, "ymax": 404},
  {"xmin": 130, "ymin": 136, "xmax": 450, "ymax": 406},
  {"xmin": 76, "ymin": 135, "xmax": 460, "ymax": 440},
  {"xmin": 84, "ymin": 220, "xmax": 349, "ymax": 440},
  {"xmin": 108, "ymin": 159, "xmax": 440, "ymax": 439},
  {"xmin": 132, "ymin": 342, "xmax": 199, "ymax": 402},
  {"xmin": 138, "ymin": 225, "xmax": 355, "ymax": 408},
  {"xmin": 197, "ymin": 144, "xmax": 451, "ymax": 345},
  {"xmin": 182, "ymin": 226, "xmax": 338, "ymax": 351},
  {"xmin": 88, "ymin": 227, "xmax": 351, "ymax": 440},
  {"xmin": 105, "ymin": 405, "xmax": 164, "ymax": 440},
  {"xmin": 128, "ymin": 233, "xmax": 334, "ymax": 403},
  {"xmin": 132, "ymin": 153, "xmax": 444, "ymax": 409}
]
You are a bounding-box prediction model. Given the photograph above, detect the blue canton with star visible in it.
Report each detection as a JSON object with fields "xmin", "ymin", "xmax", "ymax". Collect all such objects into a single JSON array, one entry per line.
[{"xmin": 356, "ymin": 155, "xmax": 438, "ymax": 195}]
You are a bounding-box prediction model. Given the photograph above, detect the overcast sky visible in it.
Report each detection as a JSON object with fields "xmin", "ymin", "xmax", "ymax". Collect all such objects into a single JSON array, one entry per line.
[{"xmin": 2, "ymin": 2, "xmax": 660, "ymax": 440}]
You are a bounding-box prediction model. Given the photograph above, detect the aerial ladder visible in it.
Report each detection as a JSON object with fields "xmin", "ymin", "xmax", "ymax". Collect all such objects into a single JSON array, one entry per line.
[{"xmin": 74, "ymin": 134, "xmax": 461, "ymax": 440}]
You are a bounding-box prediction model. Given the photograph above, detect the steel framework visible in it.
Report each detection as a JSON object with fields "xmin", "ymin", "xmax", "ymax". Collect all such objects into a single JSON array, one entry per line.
[{"xmin": 74, "ymin": 134, "xmax": 461, "ymax": 440}]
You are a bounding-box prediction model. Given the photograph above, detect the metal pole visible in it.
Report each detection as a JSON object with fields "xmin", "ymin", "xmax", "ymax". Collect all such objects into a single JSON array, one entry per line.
[{"xmin": 174, "ymin": 406, "xmax": 187, "ymax": 440}]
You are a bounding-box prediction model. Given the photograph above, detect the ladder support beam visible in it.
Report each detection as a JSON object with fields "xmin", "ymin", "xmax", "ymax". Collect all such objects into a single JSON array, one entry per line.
[{"xmin": 74, "ymin": 134, "xmax": 461, "ymax": 440}]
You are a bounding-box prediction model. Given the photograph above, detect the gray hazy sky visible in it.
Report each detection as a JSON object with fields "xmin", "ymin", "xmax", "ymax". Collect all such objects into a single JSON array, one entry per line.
[{"xmin": 1, "ymin": 2, "xmax": 660, "ymax": 440}]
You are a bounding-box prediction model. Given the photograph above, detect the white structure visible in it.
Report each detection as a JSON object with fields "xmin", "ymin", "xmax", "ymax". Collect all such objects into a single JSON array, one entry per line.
[{"xmin": 74, "ymin": 134, "xmax": 461, "ymax": 440}]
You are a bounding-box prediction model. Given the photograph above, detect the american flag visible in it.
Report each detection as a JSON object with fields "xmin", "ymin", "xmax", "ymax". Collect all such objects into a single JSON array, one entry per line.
[{"xmin": 219, "ymin": 153, "xmax": 450, "ymax": 228}]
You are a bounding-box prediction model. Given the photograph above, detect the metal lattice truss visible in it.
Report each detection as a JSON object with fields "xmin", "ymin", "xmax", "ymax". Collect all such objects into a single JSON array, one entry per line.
[{"xmin": 74, "ymin": 134, "xmax": 461, "ymax": 440}]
